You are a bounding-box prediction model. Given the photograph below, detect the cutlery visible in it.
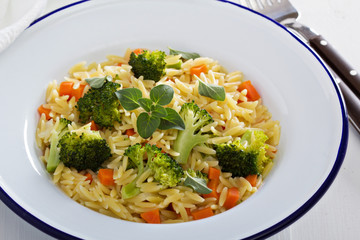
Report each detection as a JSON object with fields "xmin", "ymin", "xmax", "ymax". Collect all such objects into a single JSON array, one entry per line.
[{"xmin": 227, "ymin": 0, "xmax": 360, "ymax": 133}]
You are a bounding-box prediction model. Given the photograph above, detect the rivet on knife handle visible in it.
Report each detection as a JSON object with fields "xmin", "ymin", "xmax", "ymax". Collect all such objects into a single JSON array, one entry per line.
[{"xmin": 309, "ymin": 35, "xmax": 360, "ymax": 97}]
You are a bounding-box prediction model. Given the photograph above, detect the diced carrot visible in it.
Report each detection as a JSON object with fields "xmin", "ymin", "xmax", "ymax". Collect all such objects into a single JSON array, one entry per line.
[
  {"xmin": 245, "ymin": 174, "xmax": 258, "ymax": 187},
  {"xmin": 190, "ymin": 64, "xmax": 208, "ymax": 77},
  {"xmin": 140, "ymin": 209, "xmax": 161, "ymax": 224},
  {"xmin": 133, "ymin": 48, "xmax": 144, "ymax": 55},
  {"xmin": 208, "ymin": 167, "xmax": 221, "ymax": 180},
  {"xmin": 191, "ymin": 207, "xmax": 214, "ymax": 220},
  {"xmin": 117, "ymin": 62, "xmax": 123, "ymax": 66},
  {"xmin": 185, "ymin": 208, "xmax": 192, "ymax": 215},
  {"xmin": 98, "ymin": 169, "xmax": 115, "ymax": 186},
  {"xmin": 59, "ymin": 81, "xmax": 74, "ymax": 97},
  {"xmin": 90, "ymin": 120, "xmax": 98, "ymax": 131},
  {"xmin": 38, "ymin": 105, "xmax": 51, "ymax": 120},
  {"xmin": 126, "ymin": 128, "xmax": 136, "ymax": 136},
  {"xmin": 238, "ymin": 80, "xmax": 260, "ymax": 101},
  {"xmin": 202, "ymin": 179, "xmax": 219, "ymax": 199},
  {"xmin": 223, "ymin": 187, "xmax": 240, "ymax": 209},
  {"xmin": 85, "ymin": 173, "xmax": 93, "ymax": 183},
  {"xmin": 71, "ymin": 84, "xmax": 86, "ymax": 101}
]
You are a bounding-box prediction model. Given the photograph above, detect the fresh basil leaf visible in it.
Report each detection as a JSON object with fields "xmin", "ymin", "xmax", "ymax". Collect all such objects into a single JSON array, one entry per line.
[
  {"xmin": 158, "ymin": 108, "xmax": 185, "ymax": 130},
  {"xmin": 149, "ymin": 84, "xmax": 174, "ymax": 106},
  {"xmin": 168, "ymin": 47, "xmax": 200, "ymax": 60},
  {"xmin": 183, "ymin": 172, "xmax": 212, "ymax": 194},
  {"xmin": 137, "ymin": 112, "xmax": 160, "ymax": 139},
  {"xmin": 85, "ymin": 75, "xmax": 112, "ymax": 88},
  {"xmin": 138, "ymin": 98, "xmax": 153, "ymax": 112},
  {"xmin": 151, "ymin": 105, "xmax": 168, "ymax": 118},
  {"xmin": 198, "ymin": 78, "xmax": 226, "ymax": 101},
  {"xmin": 115, "ymin": 88, "xmax": 142, "ymax": 111},
  {"xmin": 165, "ymin": 60, "xmax": 182, "ymax": 70}
]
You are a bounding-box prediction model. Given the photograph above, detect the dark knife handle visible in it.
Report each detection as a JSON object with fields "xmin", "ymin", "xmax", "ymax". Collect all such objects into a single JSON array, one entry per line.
[
  {"xmin": 309, "ymin": 35, "xmax": 360, "ymax": 97},
  {"xmin": 338, "ymin": 80, "xmax": 360, "ymax": 133}
]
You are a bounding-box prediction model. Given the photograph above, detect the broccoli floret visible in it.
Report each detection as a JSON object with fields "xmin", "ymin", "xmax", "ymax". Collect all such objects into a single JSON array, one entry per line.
[
  {"xmin": 76, "ymin": 81, "xmax": 121, "ymax": 128},
  {"xmin": 173, "ymin": 102, "xmax": 214, "ymax": 164},
  {"xmin": 128, "ymin": 50, "xmax": 166, "ymax": 82},
  {"xmin": 58, "ymin": 130, "xmax": 111, "ymax": 171},
  {"xmin": 47, "ymin": 118, "xmax": 72, "ymax": 172},
  {"xmin": 216, "ymin": 130, "xmax": 271, "ymax": 177},
  {"xmin": 121, "ymin": 144, "xmax": 184, "ymax": 199}
]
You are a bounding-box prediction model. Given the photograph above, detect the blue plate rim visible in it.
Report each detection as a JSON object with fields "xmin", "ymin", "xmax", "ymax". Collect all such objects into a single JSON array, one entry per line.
[{"xmin": 0, "ymin": 0, "xmax": 348, "ymax": 239}]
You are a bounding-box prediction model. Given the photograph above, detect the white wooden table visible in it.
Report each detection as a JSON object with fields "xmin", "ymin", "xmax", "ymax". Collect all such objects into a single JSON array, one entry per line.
[{"xmin": 1, "ymin": 0, "xmax": 360, "ymax": 239}]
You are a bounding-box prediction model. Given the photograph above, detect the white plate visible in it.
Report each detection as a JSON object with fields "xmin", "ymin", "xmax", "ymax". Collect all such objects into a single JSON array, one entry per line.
[{"xmin": 0, "ymin": 0, "xmax": 348, "ymax": 239}]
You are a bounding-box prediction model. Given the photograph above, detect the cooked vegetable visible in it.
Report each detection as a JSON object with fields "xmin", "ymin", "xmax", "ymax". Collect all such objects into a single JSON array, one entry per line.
[
  {"xmin": 173, "ymin": 102, "xmax": 214, "ymax": 164},
  {"xmin": 208, "ymin": 167, "xmax": 221, "ymax": 180},
  {"xmin": 46, "ymin": 118, "xmax": 72, "ymax": 172},
  {"xmin": 89, "ymin": 120, "xmax": 98, "ymax": 131},
  {"xmin": 202, "ymin": 179, "xmax": 219, "ymax": 199},
  {"xmin": 223, "ymin": 187, "xmax": 240, "ymax": 209},
  {"xmin": 128, "ymin": 49, "xmax": 166, "ymax": 82},
  {"xmin": 190, "ymin": 207, "xmax": 214, "ymax": 220},
  {"xmin": 58, "ymin": 130, "xmax": 112, "ymax": 171},
  {"xmin": 98, "ymin": 168, "xmax": 115, "ymax": 186},
  {"xmin": 197, "ymin": 75, "xmax": 226, "ymax": 101},
  {"xmin": 38, "ymin": 105, "xmax": 51, "ymax": 120},
  {"xmin": 215, "ymin": 130, "xmax": 270, "ymax": 177},
  {"xmin": 59, "ymin": 81, "xmax": 86, "ymax": 101},
  {"xmin": 84, "ymin": 172, "xmax": 93, "ymax": 183},
  {"xmin": 140, "ymin": 209, "xmax": 161, "ymax": 224},
  {"xmin": 238, "ymin": 80, "xmax": 260, "ymax": 101},
  {"xmin": 121, "ymin": 144, "xmax": 184, "ymax": 199},
  {"xmin": 190, "ymin": 64, "xmax": 208, "ymax": 77},
  {"xmin": 76, "ymin": 80, "xmax": 121, "ymax": 128},
  {"xmin": 126, "ymin": 128, "xmax": 136, "ymax": 136},
  {"xmin": 245, "ymin": 174, "xmax": 258, "ymax": 187}
]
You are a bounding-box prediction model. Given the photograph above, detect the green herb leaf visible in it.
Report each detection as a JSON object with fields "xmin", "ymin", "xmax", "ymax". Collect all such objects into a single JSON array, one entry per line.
[
  {"xmin": 166, "ymin": 60, "xmax": 182, "ymax": 70},
  {"xmin": 137, "ymin": 112, "xmax": 160, "ymax": 139},
  {"xmin": 150, "ymin": 84, "xmax": 174, "ymax": 106},
  {"xmin": 151, "ymin": 105, "xmax": 168, "ymax": 118},
  {"xmin": 158, "ymin": 108, "xmax": 185, "ymax": 130},
  {"xmin": 168, "ymin": 47, "xmax": 200, "ymax": 60},
  {"xmin": 197, "ymin": 77, "xmax": 226, "ymax": 101},
  {"xmin": 85, "ymin": 75, "xmax": 112, "ymax": 88},
  {"xmin": 115, "ymin": 88, "xmax": 142, "ymax": 111},
  {"xmin": 183, "ymin": 172, "xmax": 212, "ymax": 194},
  {"xmin": 138, "ymin": 98, "xmax": 153, "ymax": 112}
]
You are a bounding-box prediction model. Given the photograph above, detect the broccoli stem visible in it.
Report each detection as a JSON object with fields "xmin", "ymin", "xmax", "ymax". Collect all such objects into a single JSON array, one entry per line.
[
  {"xmin": 174, "ymin": 130, "xmax": 208, "ymax": 164},
  {"xmin": 46, "ymin": 134, "xmax": 60, "ymax": 173},
  {"xmin": 121, "ymin": 181, "xmax": 141, "ymax": 199}
]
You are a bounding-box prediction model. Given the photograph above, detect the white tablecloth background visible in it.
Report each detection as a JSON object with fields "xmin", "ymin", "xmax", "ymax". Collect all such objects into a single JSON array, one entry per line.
[{"xmin": 1, "ymin": 0, "xmax": 359, "ymax": 239}]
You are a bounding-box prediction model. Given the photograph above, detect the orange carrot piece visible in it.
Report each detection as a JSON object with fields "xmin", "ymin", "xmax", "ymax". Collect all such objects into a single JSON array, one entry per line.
[
  {"xmin": 71, "ymin": 84, "xmax": 86, "ymax": 101},
  {"xmin": 38, "ymin": 105, "xmax": 51, "ymax": 120},
  {"xmin": 245, "ymin": 174, "xmax": 258, "ymax": 187},
  {"xmin": 191, "ymin": 207, "xmax": 214, "ymax": 220},
  {"xmin": 126, "ymin": 128, "xmax": 136, "ymax": 136},
  {"xmin": 190, "ymin": 64, "xmax": 208, "ymax": 77},
  {"xmin": 185, "ymin": 208, "xmax": 192, "ymax": 215},
  {"xmin": 59, "ymin": 81, "xmax": 74, "ymax": 97},
  {"xmin": 140, "ymin": 209, "xmax": 161, "ymax": 224},
  {"xmin": 223, "ymin": 187, "xmax": 240, "ymax": 209},
  {"xmin": 133, "ymin": 48, "xmax": 144, "ymax": 55},
  {"xmin": 98, "ymin": 169, "xmax": 115, "ymax": 186},
  {"xmin": 85, "ymin": 173, "xmax": 93, "ymax": 183},
  {"xmin": 117, "ymin": 62, "xmax": 123, "ymax": 66},
  {"xmin": 208, "ymin": 167, "xmax": 221, "ymax": 180},
  {"xmin": 238, "ymin": 80, "xmax": 260, "ymax": 101},
  {"xmin": 202, "ymin": 179, "xmax": 219, "ymax": 199},
  {"xmin": 90, "ymin": 120, "xmax": 98, "ymax": 131}
]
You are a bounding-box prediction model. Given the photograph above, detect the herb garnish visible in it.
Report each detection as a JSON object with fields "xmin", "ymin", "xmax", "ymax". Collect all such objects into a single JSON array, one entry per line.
[{"xmin": 116, "ymin": 85, "xmax": 185, "ymax": 139}]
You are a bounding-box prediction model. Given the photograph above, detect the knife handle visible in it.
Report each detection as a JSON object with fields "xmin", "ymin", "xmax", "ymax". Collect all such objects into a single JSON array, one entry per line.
[
  {"xmin": 309, "ymin": 35, "xmax": 360, "ymax": 97},
  {"xmin": 338, "ymin": 80, "xmax": 360, "ymax": 133}
]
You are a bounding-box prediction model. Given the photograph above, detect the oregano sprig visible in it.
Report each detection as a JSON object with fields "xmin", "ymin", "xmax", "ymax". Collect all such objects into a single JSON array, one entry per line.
[{"xmin": 116, "ymin": 85, "xmax": 185, "ymax": 139}]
